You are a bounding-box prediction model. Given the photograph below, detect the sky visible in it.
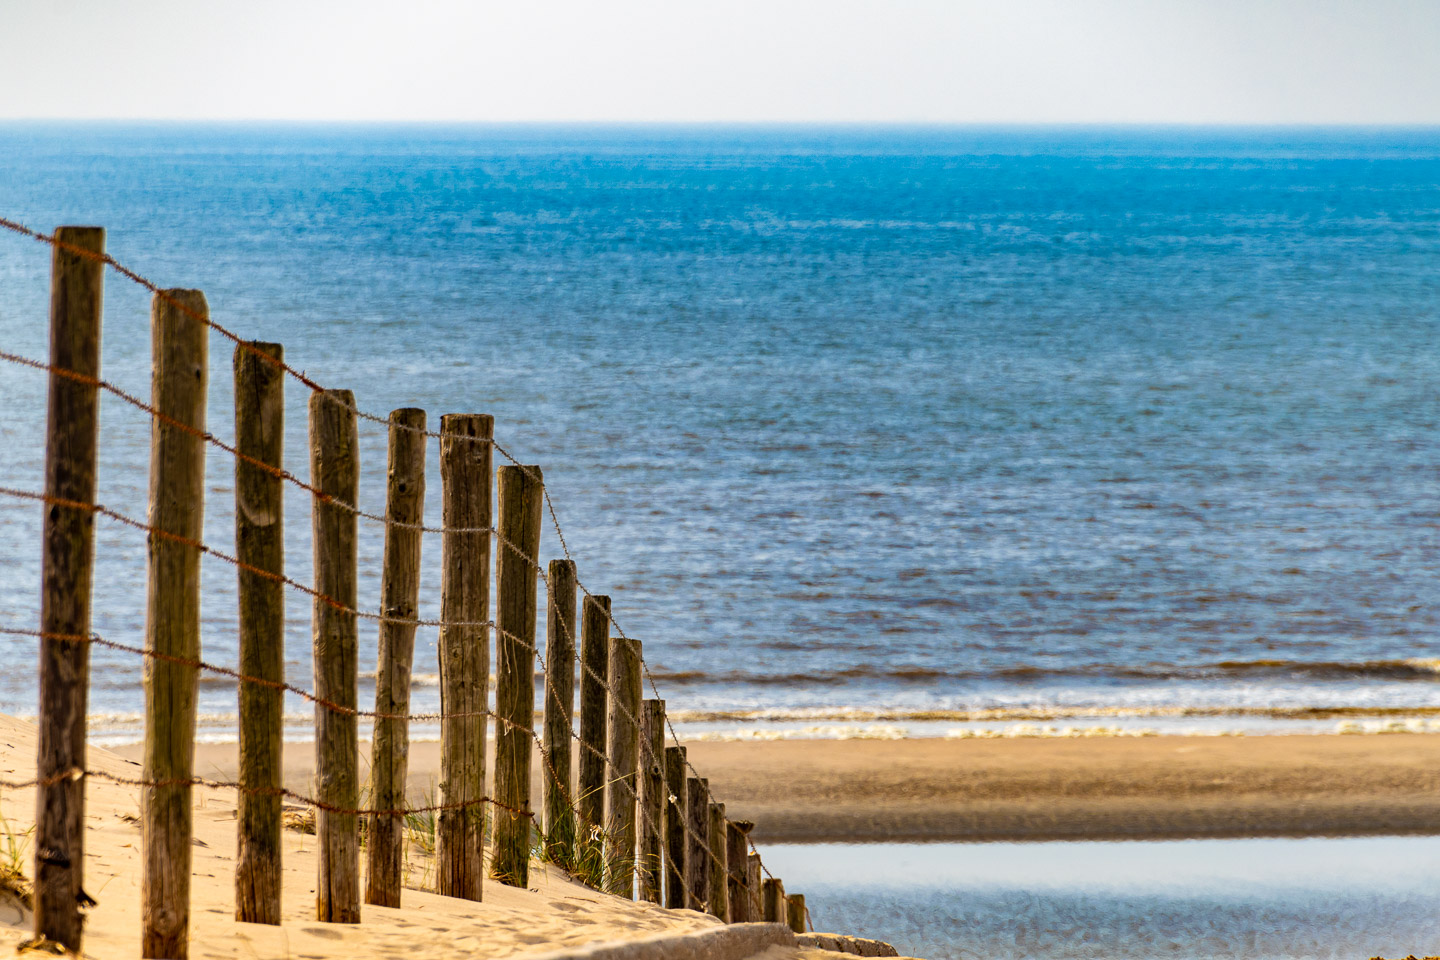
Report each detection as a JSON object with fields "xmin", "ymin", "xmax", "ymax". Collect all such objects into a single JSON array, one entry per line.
[{"xmin": 2, "ymin": 0, "xmax": 1439, "ymax": 124}]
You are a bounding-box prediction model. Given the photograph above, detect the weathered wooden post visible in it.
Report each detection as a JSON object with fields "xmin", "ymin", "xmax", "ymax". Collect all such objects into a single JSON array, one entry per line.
[
  {"xmin": 365, "ymin": 408, "xmax": 426, "ymax": 908},
  {"xmin": 725, "ymin": 820, "xmax": 753, "ymax": 922},
  {"xmin": 142, "ymin": 288, "xmax": 209, "ymax": 959},
  {"xmin": 234, "ymin": 341, "xmax": 285, "ymax": 925},
  {"xmin": 686, "ymin": 776, "xmax": 709, "ymax": 911},
  {"xmin": 605, "ymin": 634, "xmax": 642, "ymax": 896},
  {"xmin": 310, "ymin": 389, "xmax": 360, "ymax": 923},
  {"xmin": 35, "ymin": 225, "xmax": 104, "ymax": 953},
  {"xmin": 746, "ymin": 854, "xmax": 762, "ymax": 921},
  {"xmin": 542, "ymin": 559, "xmax": 578, "ymax": 868},
  {"xmin": 663, "ymin": 746, "xmax": 687, "ymax": 909},
  {"xmin": 637, "ymin": 699, "xmax": 666, "ymax": 904},
  {"xmin": 707, "ymin": 802, "xmax": 729, "ymax": 920},
  {"xmin": 762, "ymin": 877, "xmax": 786, "ymax": 924},
  {"xmin": 436, "ymin": 413, "xmax": 492, "ymax": 901},
  {"xmin": 577, "ymin": 594, "xmax": 610, "ymax": 865},
  {"xmin": 493, "ymin": 464, "xmax": 544, "ymax": 887},
  {"xmin": 786, "ymin": 894, "xmax": 807, "ymax": 933}
]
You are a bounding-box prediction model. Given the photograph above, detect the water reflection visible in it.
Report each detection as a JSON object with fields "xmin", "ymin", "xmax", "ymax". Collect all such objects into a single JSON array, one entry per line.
[{"xmin": 761, "ymin": 836, "xmax": 1440, "ymax": 959}]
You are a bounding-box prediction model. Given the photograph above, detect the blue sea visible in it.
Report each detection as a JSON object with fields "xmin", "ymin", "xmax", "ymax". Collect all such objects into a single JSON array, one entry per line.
[{"xmin": 2, "ymin": 124, "xmax": 1440, "ymax": 744}]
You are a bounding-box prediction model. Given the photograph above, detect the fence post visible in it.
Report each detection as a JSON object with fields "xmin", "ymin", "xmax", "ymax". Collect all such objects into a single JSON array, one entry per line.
[
  {"xmin": 35, "ymin": 225, "xmax": 104, "ymax": 954},
  {"xmin": 310, "ymin": 389, "xmax": 360, "ymax": 923},
  {"xmin": 577, "ymin": 594, "xmax": 610, "ymax": 870},
  {"xmin": 685, "ymin": 776, "xmax": 709, "ymax": 911},
  {"xmin": 605, "ymin": 634, "xmax": 641, "ymax": 896},
  {"xmin": 141, "ymin": 289, "xmax": 209, "ymax": 959},
  {"xmin": 365, "ymin": 408, "xmax": 426, "ymax": 908},
  {"xmin": 763, "ymin": 877, "xmax": 785, "ymax": 924},
  {"xmin": 542, "ymin": 559, "xmax": 578, "ymax": 868},
  {"xmin": 707, "ymin": 802, "xmax": 729, "ymax": 920},
  {"xmin": 637, "ymin": 699, "xmax": 666, "ymax": 904},
  {"xmin": 493, "ymin": 464, "xmax": 544, "ymax": 887},
  {"xmin": 234, "ymin": 341, "xmax": 285, "ymax": 925},
  {"xmin": 435, "ymin": 413, "xmax": 492, "ymax": 901},
  {"xmin": 725, "ymin": 820, "xmax": 753, "ymax": 922},
  {"xmin": 663, "ymin": 746, "xmax": 687, "ymax": 909},
  {"xmin": 786, "ymin": 893, "xmax": 807, "ymax": 933},
  {"xmin": 746, "ymin": 854, "xmax": 762, "ymax": 921}
]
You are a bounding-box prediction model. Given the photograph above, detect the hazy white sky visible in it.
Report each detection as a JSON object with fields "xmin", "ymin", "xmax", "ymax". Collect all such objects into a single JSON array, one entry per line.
[{"xmin": 3, "ymin": 0, "xmax": 1438, "ymax": 123}]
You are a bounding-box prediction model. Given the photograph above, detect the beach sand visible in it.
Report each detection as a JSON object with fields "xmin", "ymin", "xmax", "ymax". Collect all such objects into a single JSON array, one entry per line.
[
  {"xmin": 0, "ymin": 714, "xmax": 859, "ymax": 960},
  {"xmin": 123, "ymin": 733, "xmax": 1440, "ymax": 845}
]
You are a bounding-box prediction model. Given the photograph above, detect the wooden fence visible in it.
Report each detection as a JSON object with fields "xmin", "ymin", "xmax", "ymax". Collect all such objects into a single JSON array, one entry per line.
[{"xmin": 0, "ymin": 220, "xmax": 811, "ymax": 958}]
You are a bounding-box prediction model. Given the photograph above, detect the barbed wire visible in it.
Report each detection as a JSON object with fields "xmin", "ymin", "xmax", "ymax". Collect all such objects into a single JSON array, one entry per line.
[{"xmin": 0, "ymin": 215, "xmax": 778, "ymax": 906}]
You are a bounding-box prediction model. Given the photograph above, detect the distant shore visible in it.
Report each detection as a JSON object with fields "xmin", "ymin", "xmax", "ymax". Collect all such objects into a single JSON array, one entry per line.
[{"xmin": 117, "ymin": 733, "xmax": 1440, "ymax": 845}]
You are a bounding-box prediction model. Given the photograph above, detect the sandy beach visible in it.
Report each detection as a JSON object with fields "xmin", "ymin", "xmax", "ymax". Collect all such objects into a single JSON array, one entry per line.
[
  {"xmin": 120, "ymin": 733, "xmax": 1440, "ymax": 846},
  {"xmin": 0, "ymin": 714, "xmax": 889, "ymax": 960}
]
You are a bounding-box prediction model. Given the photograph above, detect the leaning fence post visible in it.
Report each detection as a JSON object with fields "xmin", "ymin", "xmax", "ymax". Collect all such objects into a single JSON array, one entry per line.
[
  {"xmin": 663, "ymin": 746, "xmax": 687, "ymax": 909},
  {"xmin": 637, "ymin": 699, "xmax": 666, "ymax": 904},
  {"xmin": 542, "ymin": 559, "xmax": 578, "ymax": 868},
  {"xmin": 493, "ymin": 464, "xmax": 544, "ymax": 887},
  {"xmin": 725, "ymin": 820, "xmax": 753, "ymax": 921},
  {"xmin": 35, "ymin": 225, "xmax": 104, "ymax": 954},
  {"xmin": 436, "ymin": 413, "xmax": 492, "ymax": 901},
  {"xmin": 310, "ymin": 388, "xmax": 360, "ymax": 923},
  {"xmin": 577, "ymin": 594, "xmax": 610, "ymax": 870},
  {"xmin": 234, "ymin": 341, "xmax": 285, "ymax": 925},
  {"xmin": 763, "ymin": 877, "xmax": 786, "ymax": 923},
  {"xmin": 605, "ymin": 634, "xmax": 641, "ymax": 896},
  {"xmin": 707, "ymin": 802, "xmax": 729, "ymax": 920},
  {"xmin": 141, "ymin": 288, "xmax": 209, "ymax": 959},
  {"xmin": 686, "ymin": 776, "xmax": 710, "ymax": 911},
  {"xmin": 365, "ymin": 408, "xmax": 426, "ymax": 908},
  {"xmin": 786, "ymin": 893, "xmax": 807, "ymax": 933}
]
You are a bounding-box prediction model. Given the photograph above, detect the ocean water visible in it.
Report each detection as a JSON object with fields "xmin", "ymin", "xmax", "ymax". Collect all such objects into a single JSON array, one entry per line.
[
  {"xmin": 2, "ymin": 124, "xmax": 1440, "ymax": 739},
  {"xmin": 763, "ymin": 837, "xmax": 1440, "ymax": 960}
]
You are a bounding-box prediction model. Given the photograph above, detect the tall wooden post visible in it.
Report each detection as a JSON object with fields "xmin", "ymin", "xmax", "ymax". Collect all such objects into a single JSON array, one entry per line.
[
  {"xmin": 662, "ymin": 746, "xmax": 687, "ymax": 910},
  {"xmin": 577, "ymin": 595, "xmax": 610, "ymax": 854},
  {"xmin": 365, "ymin": 408, "xmax": 426, "ymax": 908},
  {"xmin": 637, "ymin": 699, "xmax": 666, "ymax": 904},
  {"xmin": 493, "ymin": 465, "xmax": 544, "ymax": 887},
  {"xmin": 542, "ymin": 559, "xmax": 578, "ymax": 868},
  {"xmin": 605, "ymin": 634, "xmax": 641, "ymax": 896},
  {"xmin": 35, "ymin": 225, "xmax": 104, "ymax": 953},
  {"xmin": 234, "ymin": 341, "xmax": 285, "ymax": 925},
  {"xmin": 310, "ymin": 389, "xmax": 360, "ymax": 923},
  {"xmin": 763, "ymin": 878, "xmax": 785, "ymax": 924},
  {"xmin": 685, "ymin": 776, "xmax": 709, "ymax": 911},
  {"xmin": 746, "ymin": 854, "xmax": 762, "ymax": 921},
  {"xmin": 786, "ymin": 894, "xmax": 807, "ymax": 933},
  {"xmin": 725, "ymin": 820, "xmax": 753, "ymax": 922},
  {"xmin": 707, "ymin": 802, "xmax": 728, "ymax": 920},
  {"xmin": 142, "ymin": 289, "xmax": 209, "ymax": 959},
  {"xmin": 436, "ymin": 414, "xmax": 492, "ymax": 901}
]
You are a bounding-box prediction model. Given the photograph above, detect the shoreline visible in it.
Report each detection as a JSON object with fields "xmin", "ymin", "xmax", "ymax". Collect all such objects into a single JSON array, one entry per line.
[{"xmin": 111, "ymin": 732, "xmax": 1440, "ymax": 845}]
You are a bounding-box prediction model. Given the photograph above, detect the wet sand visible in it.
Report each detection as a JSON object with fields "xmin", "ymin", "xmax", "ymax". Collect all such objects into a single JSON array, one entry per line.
[{"xmin": 145, "ymin": 733, "xmax": 1440, "ymax": 844}]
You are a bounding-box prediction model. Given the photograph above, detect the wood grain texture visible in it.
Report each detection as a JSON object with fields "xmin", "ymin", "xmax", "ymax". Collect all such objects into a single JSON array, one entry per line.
[
  {"xmin": 493, "ymin": 465, "xmax": 544, "ymax": 887},
  {"xmin": 234, "ymin": 341, "xmax": 285, "ymax": 925},
  {"xmin": 604, "ymin": 634, "xmax": 641, "ymax": 896},
  {"xmin": 542, "ymin": 559, "xmax": 578, "ymax": 868},
  {"xmin": 706, "ymin": 802, "xmax": 728, "ymax": 920},
  {"xmin": 142, "ymin": 288, "xmax": 209, "ymax": 959},
  {"xmin": 35, "ymin": 225, "xmax": 104, "ymax": 954},
  {"xmin": 636, "ymin": 698, "xmax": 666, "ymax": 904},
  {"xmin": 662, "ymin": 746, "xmax": 687, "ymax": 910},
  {"xmin": 762, "ymin": 877, "xmax": 785, "ymax": 924},
  {"xmin": 310, "ymin": 389, "xmax": 360, "ymax": 923},
  {"xmin": 685, "ymin": 776, "xmax": 709, "ymax": 911},
  {"xmin": 577, "ymin": 594, "xmax": 610, "ymax": 854},
  {"xmin": 365, "ymin": 408, "xmax": 426, "ymax": 908},
  {"xmin": 435, "ymin": 413, "xmax": 492, "ymax": 902},
  {"xmin": 724, "ymin": 820, "xmax": 753, "ymax": 922}
]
